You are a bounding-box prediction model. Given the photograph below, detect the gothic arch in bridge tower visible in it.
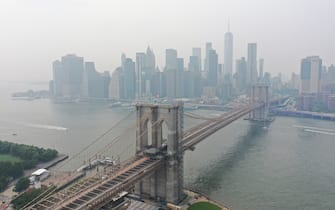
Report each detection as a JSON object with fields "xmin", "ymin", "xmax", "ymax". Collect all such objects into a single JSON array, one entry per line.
[
  {"xmin": 135, "ymin": 103, "xmax": 184, "ymax": 204},
  {"xmin": 160, "ymin": 120, "xmax": 169, "ymax": 145},
  {"xmin": 142, "ymin": 119, "xmax": 153, "ymax": 146}
]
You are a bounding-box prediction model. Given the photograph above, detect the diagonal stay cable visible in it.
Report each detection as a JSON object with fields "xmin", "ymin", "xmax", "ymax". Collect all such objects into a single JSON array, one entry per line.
[
  {"xmin": 55, "ymin": 110, "xmax": 135, "ymax": 170},
  {"xmin": 23, "ymin": 110, "xmax": 136, "ymax": 209}
]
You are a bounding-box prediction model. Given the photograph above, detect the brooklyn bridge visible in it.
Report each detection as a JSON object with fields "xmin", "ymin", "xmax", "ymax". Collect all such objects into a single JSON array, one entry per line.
[{"xmin": 25, "ymin": 84, "xmax": 277, "ymax": 210}]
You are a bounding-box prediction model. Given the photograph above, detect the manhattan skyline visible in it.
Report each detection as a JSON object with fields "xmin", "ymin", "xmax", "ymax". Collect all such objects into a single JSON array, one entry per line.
[{"xmin": 0, "ymin": 0, "xmax": 335, "ymax": 82}]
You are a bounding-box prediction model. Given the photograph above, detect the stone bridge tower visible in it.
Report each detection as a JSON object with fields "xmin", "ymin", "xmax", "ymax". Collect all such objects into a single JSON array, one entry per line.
[
  {"xmin": 250, "ymin": 83, "xmax": 271, "ymax": 121},
  {"xmin": 135, "ymin": 102, "xmax": 184, "ymax": 204}
]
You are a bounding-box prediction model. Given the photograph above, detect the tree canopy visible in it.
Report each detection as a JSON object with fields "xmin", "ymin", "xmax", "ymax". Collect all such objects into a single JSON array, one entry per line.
[
  {"xmin": 14, "ymin": 177, "xmax": 30, "ymax": 192},
  {"xmin": 0, "ymin": 140, "xmax": 58, "ymax": 192}
]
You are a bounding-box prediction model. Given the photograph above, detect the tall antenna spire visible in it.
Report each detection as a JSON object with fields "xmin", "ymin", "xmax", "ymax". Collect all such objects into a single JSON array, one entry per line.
[{"xmin": 228, "ymin": 18, "xmax": 230, "ymax": 32}]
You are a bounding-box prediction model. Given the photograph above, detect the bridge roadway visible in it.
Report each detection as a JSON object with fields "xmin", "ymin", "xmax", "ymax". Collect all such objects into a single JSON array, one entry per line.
[
  {"xmin": 27, "ymin": 157, "xmax": 162, "ymax": 210},
  {"xmin": 182, "ymin": 103, "xmax": 262, "ymax": 150},
  {"xmin": 26, "ymin": 103, "xmax": 262, "ymax": 210}
]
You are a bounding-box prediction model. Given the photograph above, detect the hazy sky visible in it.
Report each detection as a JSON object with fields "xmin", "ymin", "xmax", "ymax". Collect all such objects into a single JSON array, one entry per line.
[{"xmin": 0, "ymin": 0, "xmax": 334, "ymax": 82}]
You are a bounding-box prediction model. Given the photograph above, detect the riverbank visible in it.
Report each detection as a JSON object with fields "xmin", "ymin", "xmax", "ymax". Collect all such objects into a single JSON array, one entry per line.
[
  {"xmin": 19, "ymin": 154, "xmax": 68, "ymax": 185},
  {"xmin": 272, "ymin": 109, "xmax": 335, "ymax": 121},
  {"xmin": 180, "ymin": 189, "xmax": 232, "ymax": 210},
  {"xmin": 0, "ymin": 154, "xmax": 69, "ymax": 208}
]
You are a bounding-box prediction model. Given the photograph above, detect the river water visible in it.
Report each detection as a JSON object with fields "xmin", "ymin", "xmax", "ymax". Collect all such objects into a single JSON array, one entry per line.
[{"xmin": 1, "ymin": 81, "xmax": 335, "ymax": 210}]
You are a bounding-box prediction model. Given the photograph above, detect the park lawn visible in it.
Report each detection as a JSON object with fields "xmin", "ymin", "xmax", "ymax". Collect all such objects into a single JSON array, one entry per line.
[
  {"xmin": 0, "ymin": 154, "xmax": 22, "ymax": 163},
  {"xmin": 188, "ymin": 201, "xmax": 221, "ymax": 210}
]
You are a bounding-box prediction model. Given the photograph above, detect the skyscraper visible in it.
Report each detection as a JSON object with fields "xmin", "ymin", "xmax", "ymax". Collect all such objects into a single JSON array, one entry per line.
[
  {"xmin": 328, "ymin": 64, "xmax": 335, "ymax": 82},
  {"xmin": 192, "ymin": 48, "xmax": 202, "ymax": 72},
  {"xmin": 81, "ymin": 62, "xmax": 110, "ymax": 99},
  {"xmin": 144, "ymin": 46, "xmax": 156, "ymax": 97},
  {"xmin": 151, "ymin": 69, "xmax": 163, "ymax": 98},
  {"xmin": 109, "ymin": 67, "xmax": 123, "ymax": 100},
  {"xmin": 207, "ymin": 49, "xmax": 218, "ymax": 86},
  {"xmin": 236, "ymin": 57, "xmax": 247, "ymax": 91},
  {"xmin": 217, "ymin": 64, "xmax": 224, "ymax": 84},
  {"xmin": 52, "ymin": 60, "xmax": 64, "ymax": 97},
  {"xmin": 136, "ymin": 52, "xmax": 146, "ymax": 99},
  {"xmin": 300, "ymin": 56, "xmax": 322, "ymax": 94},
  {"xmin": 188, "ymin": 55, "xmax": 202, "ymax": 98},
  {"xmin": 176, "ymin": 58, "xmax": 184, "ymax": 98},
  {"xmin": 188, "ymin": 56, "xmax": 200, "ymax": 73},
  {"xmin": 247, "ymin": 43, "xmax": 258, "ymax": 85},
  {"xmin": 224, "ymin": 31, "xmax": 233, "ymax": 81},
  {"xmin": 259, "ymin": 58, "xmax": 264, "ymax": 81},
  {"xmin": 165, "ymin": 49, "xmax": 178, "ymax": 70},
  {"xmin": 165, "ymin": 49, "xmax": 178, "ymax": 99},
  {"xmin": 145, "ymin": 46, "xmax": 156, "ymax": 76},
  {"xmin": 123, "ymin": 58, "xmax": 136, "ymax": 99},
  {"xmin": 52, "ymin": 54, "xmax": 84, "ymax": 98},
  {"xmin": 205, "ymin": 42, "xmax": 213, "ymax": 77},
  {"xmin": 290, "ymin": 72, "xmax": 300, "ymax": 90}
]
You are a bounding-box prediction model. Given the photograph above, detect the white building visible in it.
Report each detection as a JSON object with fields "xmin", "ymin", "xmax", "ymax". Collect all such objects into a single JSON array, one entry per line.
[{"xmin": 30, "ymin": 168, "xmax": 50, "ymax": 189}]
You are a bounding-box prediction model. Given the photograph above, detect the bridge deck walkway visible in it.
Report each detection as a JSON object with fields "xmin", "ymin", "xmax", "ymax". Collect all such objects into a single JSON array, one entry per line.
[{"xmin": 27, "ymin": 157, "xmax": 161, "ymax": 210}]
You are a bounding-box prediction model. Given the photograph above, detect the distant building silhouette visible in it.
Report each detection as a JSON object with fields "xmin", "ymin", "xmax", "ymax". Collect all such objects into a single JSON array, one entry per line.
[
  {"xmin": 176, "ymin": 58, "xmax": 184, "ymax": 98},
  {"xmin": 109, "ymin": 67, "xmax": 123, "ymax": 100},
  {"xmin": 207, "ymin": 49, "xmax": 218, "ymax": 87},
  {"xmin": 145, "ymin": 47, "xmax": 155, "ymax": 73},
  {"xmin": 165, "ymin": 49, "xmax": 178, "ymax": 99},
  {"xmin": 144, "ymin": 46, "xmax": 156, "ymax": 97},
  {"xmin": 224, "ymin": 31, "xmax": 233, "ymax": 81},
  {"xmin": 52, "ymin": 60, "xmax": 63, "ymax": 97},
  {"xmin": 189, "ymin": 56, "xmax": 201, "ymax": 73},
  {"xmin": 328, "ymin": 64, "xmax": 335, "ymax": 82},
  {"xmin": 123, "ymin": 58, "xmax": 136, "ymax": 100},
  {"xmin": 81, "ymin": 62, "xmax": 110, "ymax": 99},
  {"xmin": 247, "ymin": 43, "xmax": 258, "ymax": 86},
  {"xmin": 151, "ymin": 68, "xmax": 163, "ymax": 98},
  {"xmin": 204, "ymin": 42, "xmax": 213, "ymax": 78},
  {"xmin": 263, "ymin": 72, "xmax": 271, "ymax": 84},
  {"xmin": 52, "ymin": 54, "xmax": 84, "ymax": 98},
  {"xmin": 217, "ymin": 64, "xmax": 224, "ymax": 84},
  {"xmin": 165, "ymin": 48, "xmax": 178, "ymax": 70},
  {"xmin": 136, "ymin": 52, "xmax": 146, "ymax": 99},
  {"xmin": 290, "ymin": 72, "xmax": 300, "ymax": 90},
  {"xmin": 236, "ymin": 57, "xmax": 247, "ymax": 92},
  {"xmin": 192, "ymin": 48, "xmax": 202, "ymax": 72},
  {"xmin": 50, "ymin": 40, "xmax": 275, "ymax": 102},
  {"xmin": 300, "ymin": 56, "xmax": 322, "ymax": 94},
  {"xmin": 258, "ymin": 58, "xmax": 264, "ymax": 81},
  {"xmin": 188, "ymin": 55, "xmax": 203, "ymax": 97}
]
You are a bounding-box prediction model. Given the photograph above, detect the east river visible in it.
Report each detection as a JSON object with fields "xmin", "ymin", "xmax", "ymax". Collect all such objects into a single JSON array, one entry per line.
[{"xmin": 1, "ymin": 81, "xmax": 335, "ymax": 210}]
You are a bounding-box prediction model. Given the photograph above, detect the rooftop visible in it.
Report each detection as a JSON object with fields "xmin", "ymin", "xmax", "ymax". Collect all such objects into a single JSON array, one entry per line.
[{"xmin": 31, "ymin": 168, "xmax": 48, "ymax": 176}]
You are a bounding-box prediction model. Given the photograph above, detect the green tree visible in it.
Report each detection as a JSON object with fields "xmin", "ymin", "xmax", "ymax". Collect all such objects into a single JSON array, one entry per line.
[
  {"xmin": 14, "ymin": 177, "xmax": 30, "ymax": 192},
  {"xmin": 0, "ymin": 140, "xmax": 58, "ymax": 192},
  {"xmin": 0, "ymin": 176, "xmax": 9, "ymax": 192}
]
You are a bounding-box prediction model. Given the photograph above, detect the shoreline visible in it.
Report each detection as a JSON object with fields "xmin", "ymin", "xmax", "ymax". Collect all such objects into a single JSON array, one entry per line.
[
  {"xmin": 43, "ymin": 154, "xmax": 69, "ymax": 170},
  {"xmin": 5, "ymin": 154, "xmax": 69, "ymax": 189},
  {"xmin": 21, "ymin": 154, "xmax": 69, "ymax": 182},
  {"xmin": 0, "ymin": 154, "xmax": 69, "ymax": 207},
  {"xmin": 184, "ymin": 188, "xmax": 232, "ymax": 210},
  {"xmin": 272, "ymin": 110, "xmax": 335, "ymax": 121}
]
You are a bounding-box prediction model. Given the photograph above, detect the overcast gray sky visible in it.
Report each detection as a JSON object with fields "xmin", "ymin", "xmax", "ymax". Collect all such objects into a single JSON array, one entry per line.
[{"xmin": 0, "ymin": 0, "xmax": 334, "ymax": 82}]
